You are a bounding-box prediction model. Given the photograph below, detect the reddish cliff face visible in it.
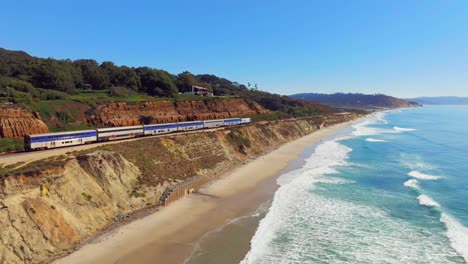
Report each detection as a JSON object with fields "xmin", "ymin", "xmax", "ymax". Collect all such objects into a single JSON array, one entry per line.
[
  {"xmin": 0, "ymin": 107, "xmax": 49, "ymax": 138},
  {"xmin": 86, "ymin": 99, "xmax": 268, "ymax": 127}
]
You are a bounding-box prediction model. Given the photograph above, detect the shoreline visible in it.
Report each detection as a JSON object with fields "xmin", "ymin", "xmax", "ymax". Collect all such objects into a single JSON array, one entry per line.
[{"xmin": 53, "ymin": 119, "xmax": 361, "ymax": 264}]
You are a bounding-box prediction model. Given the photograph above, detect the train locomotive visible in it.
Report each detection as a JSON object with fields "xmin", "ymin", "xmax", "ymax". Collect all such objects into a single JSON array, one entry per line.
[{"xmin": 24, "ymin": 117, "xmax": 252, "ymax": 151}]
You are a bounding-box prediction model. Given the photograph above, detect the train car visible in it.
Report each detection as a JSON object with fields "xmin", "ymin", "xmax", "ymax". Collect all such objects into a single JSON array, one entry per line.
[
  {"xmin": 143, "ymin": 123, "xmax": 178, "ymax": 136},
  {"xmin": 223, "ymin": 118, "xmax": 242, "ymax": 126},
  {"xmin": 24, "ymin": 130, "xmax": 97, "ymax": 151},
  {"xmin": 96, "ymin": 125, "xmax": 143, "ymax": 141},
  {"xmin": 241, "ymin": 118, "xmax": 252, "ymax": 124},
  {"xmin": 203, "ymin": 119, "xmax": 224, "ymax": 128},
  {"xmin": 177, "ymin": 121, "xmax": 204, "ymax": 131}
]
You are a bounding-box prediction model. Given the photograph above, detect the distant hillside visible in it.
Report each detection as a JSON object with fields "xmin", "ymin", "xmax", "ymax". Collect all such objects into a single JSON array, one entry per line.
[
  {"xmin": 407, "ymin": 96, "xmax": 468, "ymax": 105},
  {"xmin": 290, "ymin": 93, "xmax": 420, "ymax": 110}
]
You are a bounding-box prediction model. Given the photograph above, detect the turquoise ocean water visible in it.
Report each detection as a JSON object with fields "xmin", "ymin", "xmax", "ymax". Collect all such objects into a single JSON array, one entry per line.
[{"xmin": 241, "ymin": 106, "xmax": 468, "ymax": 264}]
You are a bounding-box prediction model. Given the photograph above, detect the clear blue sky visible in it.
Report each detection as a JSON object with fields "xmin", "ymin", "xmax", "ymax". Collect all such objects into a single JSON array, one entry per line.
[{"xmin": 1, "ymin": 0, "xmax": 468, "ymax": 97}]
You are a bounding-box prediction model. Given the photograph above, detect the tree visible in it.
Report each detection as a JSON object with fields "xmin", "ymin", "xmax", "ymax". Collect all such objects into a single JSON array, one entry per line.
[
  {"xmin": 176, "ymin": 71, "xmax": 199, "ymax": 93},
  {"xmin": 74, "ymin": 59, "xmax": 110, "ymax": 89},
  {"xmin": 137, "ymin": 67, "xmax": 178, "ymax": 97},
  {"xmin": 100, "ymin": 62, "xmax": 140, "ymax": 90},
  {"xmin": 32, "ymin": 59, "xmax": 76, "ymax": 92}
]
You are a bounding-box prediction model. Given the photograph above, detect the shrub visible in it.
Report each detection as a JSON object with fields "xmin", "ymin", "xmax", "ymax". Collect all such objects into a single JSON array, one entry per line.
[{"xmin": 81, "ymin": 192, "xmax": 93, "ymax": 201}]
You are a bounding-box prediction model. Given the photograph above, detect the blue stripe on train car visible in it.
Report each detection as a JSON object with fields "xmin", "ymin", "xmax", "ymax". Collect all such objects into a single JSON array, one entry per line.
[
  {"xmin": 178, "ymin": 122, "xmax": 204, "ymax": 127},
  {"xmin": 30, "ymin": 131, "xmax": 97, "ymax": 143},
  {"xmin": 144, "ymin": 124, "xmax": 178, "ymax": 130},
  {"xmin": 224, "ymin": 118, "xmax": 242, "ymax": 123}
]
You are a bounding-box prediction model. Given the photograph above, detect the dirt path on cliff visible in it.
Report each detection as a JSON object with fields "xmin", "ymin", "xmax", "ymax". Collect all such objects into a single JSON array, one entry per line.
[{"xmin": 0, "ymin": 127, "xmax": 225, "ymax": 167}]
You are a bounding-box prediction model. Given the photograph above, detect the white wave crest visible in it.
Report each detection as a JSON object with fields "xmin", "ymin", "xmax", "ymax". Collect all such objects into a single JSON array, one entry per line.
[
  {"xmin": 417, "ymin": 194, "xmax": 440, "ymax": 207},
  {"xmin": 441, "ymin": 213, "xmax": 468, "ymax": 262},
  {"xmin": 351, "ymin": 112, "xmax": 397, "ymax": 137},
  {"xmin": 393, "ymin": 126, "xmax": 416, "ymax": 132},
  {"xmin": 352, "ymin": 122, "xmax": 394, "ymax": 136},
  {"xmin": 277, "ymin": 139, "xmax": 351, "ymax": 186},
  {"xmin": 365, "ymin": 138, "xmax": 387, "ymax": 142},
  {"xmin": 408, "ymin": 171, "xmax": 442, "ymax": 180},
  {"xmin": 415, "ymin": 195, "xmax": 468, "ymax": 262},
  {"xmin": 403, "ymin": 179, "xmax": 420, "ymax": 189}
]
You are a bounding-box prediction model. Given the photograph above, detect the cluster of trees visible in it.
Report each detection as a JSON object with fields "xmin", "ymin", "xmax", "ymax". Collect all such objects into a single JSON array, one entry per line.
[
  {"xmin": 0, "ymin": 48, "xmax": 186, "ymax": 97},
  {"xmin": 0, "ymin": 48, "xmax": 332, "ymax": 117}
]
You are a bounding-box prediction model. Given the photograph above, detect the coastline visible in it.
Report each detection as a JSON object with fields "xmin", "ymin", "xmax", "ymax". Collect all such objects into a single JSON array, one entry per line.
[{"xmin": 53, "ymin": 120, "xmax": 360, "ymax": 264}]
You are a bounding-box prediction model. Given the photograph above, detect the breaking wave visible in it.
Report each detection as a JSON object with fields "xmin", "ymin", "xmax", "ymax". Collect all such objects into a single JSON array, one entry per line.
[
  {"xmin": 403, "ymin": 179, "xmax": 420, "ymax": 189},
  {"xmin": 417, "ymin": 194, "xmax": 468, "ymax": 262},
  {"xmin": 441, "ymin": 213, "xmax": 468, "ymax": 261},
  {"xmin": 393, "ymin": 126, "xmax": 416, "ymax": 132},
  {"xmin": 417, "ymin": 194, "xmax": 440, "ymax": 207},
  {"xmin": 365, "ymin": 138, "xmax": 387, "ymax": 142},
  {"xmin": 408, "ymin": 171, "xmax": 442, "ymax": 180},
  {"xmin": 352, "ymin": 112, "xmax": 395, "ymax": 136}
]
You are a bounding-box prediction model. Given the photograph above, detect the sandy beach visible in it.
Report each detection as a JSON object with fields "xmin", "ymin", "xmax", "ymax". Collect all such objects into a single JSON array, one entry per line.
[{"xmin": 53, "ymin": 120, "xmax": 357, "ymax": 264}]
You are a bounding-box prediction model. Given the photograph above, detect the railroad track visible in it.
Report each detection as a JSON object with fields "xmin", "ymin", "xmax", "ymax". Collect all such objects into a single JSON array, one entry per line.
[{"xmin": 0, "ymin": 126, "xmax": 228, "ymax": 167}]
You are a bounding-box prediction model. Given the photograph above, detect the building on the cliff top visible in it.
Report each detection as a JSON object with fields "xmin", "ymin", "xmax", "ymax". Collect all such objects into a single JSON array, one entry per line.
[{"xmin": 184, "ymin": 85, "xmax": 213, "ymax": 96}]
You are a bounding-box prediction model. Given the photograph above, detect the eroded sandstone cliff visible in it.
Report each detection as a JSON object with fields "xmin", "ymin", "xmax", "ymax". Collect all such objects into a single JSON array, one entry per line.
[
  {"xmin": 86, "ymin": 99, "xmax": 268, "ymax": 127},
  {"xmin": 0, "ymin": 107, "xmax": 48, "ymax": 138},
  {"xmin": 0, "ymin": 113, "xmax": 361, "ymax": 263}
]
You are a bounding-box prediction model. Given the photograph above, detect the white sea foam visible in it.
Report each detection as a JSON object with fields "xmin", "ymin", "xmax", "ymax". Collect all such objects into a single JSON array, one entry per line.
[
  {"xmin": 403, "ymin": 179, "xmax": 420, "ymax": 189},
  {"xmin": 352, "ymin": 121, "xmax": 394, "ymax": 136},
  {"xmin": 441, "ymin": 213, "xmax": 468, "ymax": 262},
  {"xmin": 417, "ymin": 194, "xmax": 440, "ymax": 207},
  {"xmin": 374, "ymin": 112, "xmax": 389, "ymax": 124},
  {"xmin": 400, "ymin": 154, "xmax": 438, "ymax": 171},
  {"xmin": 276, "ymin": 139, "xmax": 351, "ymax": 186},
  {"xmin": 408, "ymin": 171, "xmax": 442, "ymax": 180},
  {"xmin": 241, "ymin": 139, "xmax": 460, "ymax": 264},
  {"xmin": 393, "ymin": 126, "xmax": 416, "ymax": 132},
  {"xmin": 316, "ymin": 176, "xmax": 354, "ymax": 185},
  {"xmin": 415, "ymin": 195, "xmax": 468, "ymax": 261},
  {"xmin": 365, "ymin": 138, "xmax": 387, "ymax": 142},
  {"xmin": 351, "ymin": 112, "xmax": 399, "ymax": 137}
]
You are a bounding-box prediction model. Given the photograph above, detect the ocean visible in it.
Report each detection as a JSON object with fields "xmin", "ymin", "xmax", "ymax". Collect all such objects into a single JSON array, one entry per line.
[{"xmin": 241, "ymin": 105, "xmax": 468, "ymax": 264}]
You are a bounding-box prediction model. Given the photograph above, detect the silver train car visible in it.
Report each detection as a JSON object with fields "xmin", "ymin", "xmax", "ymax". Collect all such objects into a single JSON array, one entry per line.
[
  {"xmin": 24, "ymin": 130, "xmax": 97, "ymax": 151},
  {"xmin": 25, "ymin": 117, "xmax": 252, "ymax": 151},
  {"xmin": 96, "ymin": 125, "xmax": 144, "ymax": 141}
]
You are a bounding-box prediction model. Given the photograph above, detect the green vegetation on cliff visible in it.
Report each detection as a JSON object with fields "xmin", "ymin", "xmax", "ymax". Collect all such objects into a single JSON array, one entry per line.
[{"xmin": 0, "ymin": 47, "xmax": 334, "ymax": 119}]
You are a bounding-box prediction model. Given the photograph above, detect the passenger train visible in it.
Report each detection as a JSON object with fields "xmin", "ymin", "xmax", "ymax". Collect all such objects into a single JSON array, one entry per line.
[{"xmin": 24, "ymin": 117, "xmax": 251, "ymax": 151}]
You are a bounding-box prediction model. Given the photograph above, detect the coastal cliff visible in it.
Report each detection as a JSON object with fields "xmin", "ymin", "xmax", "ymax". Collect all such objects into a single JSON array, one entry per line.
[
  {"xmin": 86, "ymin": 99, "xmax": 268, "ymax": 127},
  {"xmin": 0, "ymin": 107, "xmax": 48, "ymax": 138},
  {"xmin": 0, "ymin": 99, "xmax": 268, "ymax": 139},
  {"xmin": 0, "ymin": 113, "xmax": 361, "ymax": 263}
]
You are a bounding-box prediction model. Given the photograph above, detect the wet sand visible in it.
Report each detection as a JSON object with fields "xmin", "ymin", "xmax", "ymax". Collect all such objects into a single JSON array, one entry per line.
[{"xmin": 53, "ymin": 121, "xmax": 357, "ymax": 264}]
